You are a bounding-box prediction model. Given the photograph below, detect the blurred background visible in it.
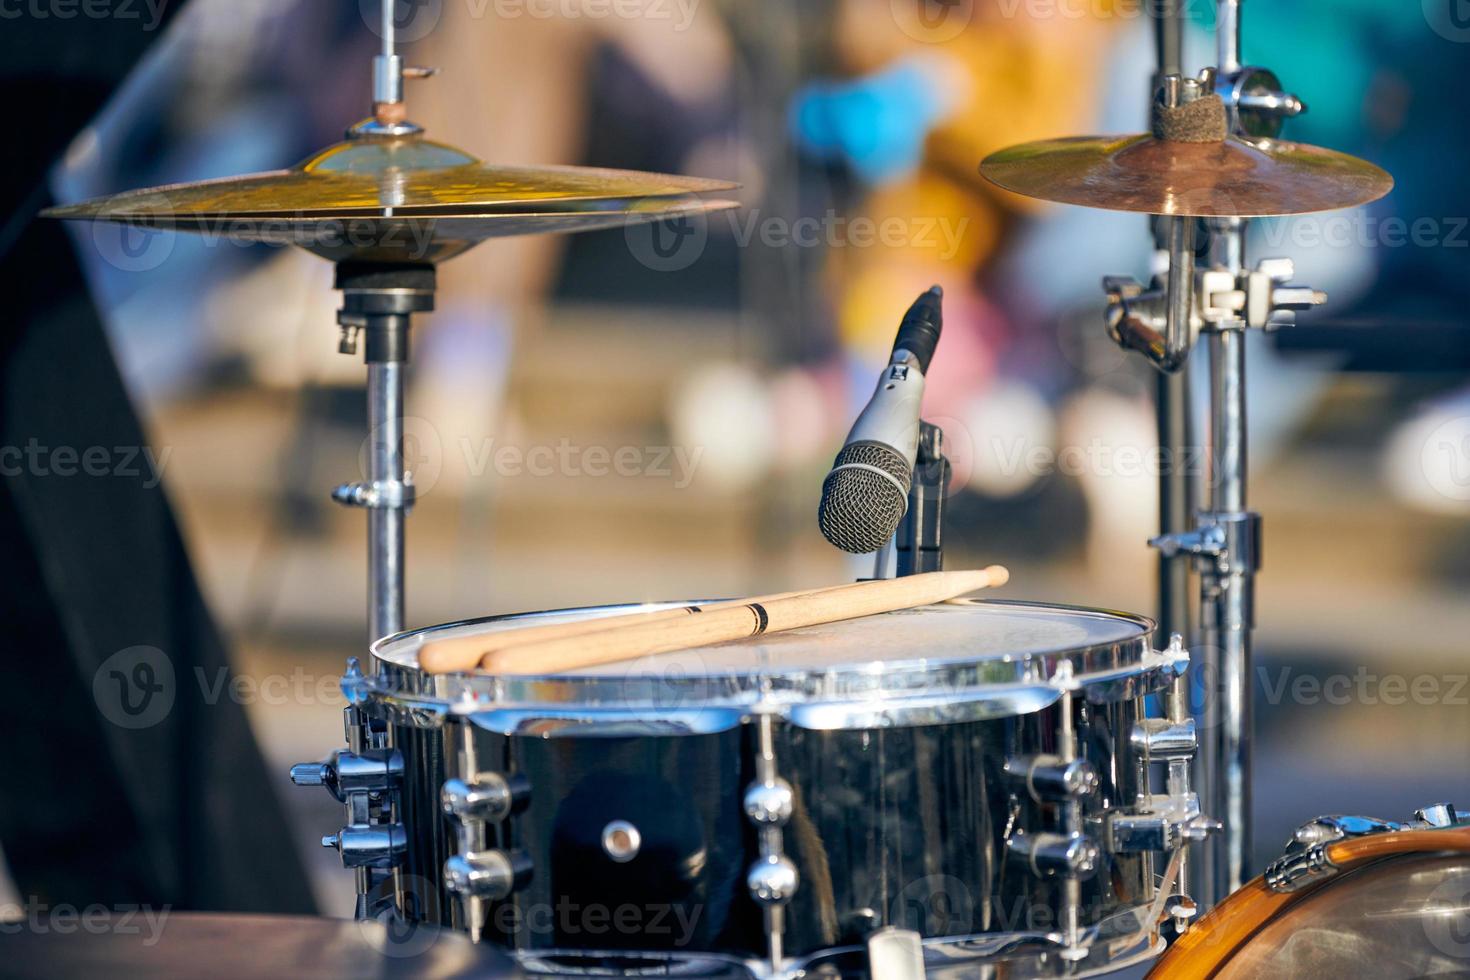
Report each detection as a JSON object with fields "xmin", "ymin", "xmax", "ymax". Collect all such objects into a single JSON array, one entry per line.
[{"xmin": 38, "ymin": 0, "xmax": 1470, "ymax": 913}]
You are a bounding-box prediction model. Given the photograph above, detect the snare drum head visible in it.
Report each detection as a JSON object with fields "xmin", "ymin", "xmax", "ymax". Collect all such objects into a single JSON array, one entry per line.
[{"xmin": 372, "ymin": 600, "xmax": 1169, "ymax": 730}]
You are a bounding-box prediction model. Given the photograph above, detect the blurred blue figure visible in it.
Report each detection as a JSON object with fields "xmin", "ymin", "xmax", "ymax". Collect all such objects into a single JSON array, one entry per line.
[{"xmin": 789, "ymin": 58, "xmax": 950, "ymax": 185}]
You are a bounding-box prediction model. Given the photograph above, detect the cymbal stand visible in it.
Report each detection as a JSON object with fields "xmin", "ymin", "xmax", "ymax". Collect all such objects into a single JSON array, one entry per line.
[
  {"xmin": 290, "ymin": 14, "xmax": 435, "ymax": 919},
  {"xmin": 293, "ymin": 263, "xmax": 434, "ymax": 920},
  {"xmin": 1150, "ymin": 0, "xmax": 1193, "ymax": 652},
  {"xmin": 1107, "ymin": 0, "xmax": 1319, "ymax": 908}
]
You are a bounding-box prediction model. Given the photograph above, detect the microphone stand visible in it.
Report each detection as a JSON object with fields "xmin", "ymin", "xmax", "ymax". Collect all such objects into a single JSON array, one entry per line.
[{"xmin": 896, "ymin": 422, "xmax": 949, "ymax": 576}]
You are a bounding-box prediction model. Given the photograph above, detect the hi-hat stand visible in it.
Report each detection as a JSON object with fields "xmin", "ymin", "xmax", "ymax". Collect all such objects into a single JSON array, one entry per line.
[{"xmin": 1111, "ymin": 0, "xmax": 1319, "ymax": 908}]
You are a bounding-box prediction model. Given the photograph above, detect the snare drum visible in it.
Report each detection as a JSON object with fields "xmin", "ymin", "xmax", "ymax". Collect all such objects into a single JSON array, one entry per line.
[
  {"xmin": 1148, "ymin": 812, "xmax": 1470, "ymax": 979},
  {"xmin": 306, "ymin": 599, "xmax": 1199, "ymax": 978}
]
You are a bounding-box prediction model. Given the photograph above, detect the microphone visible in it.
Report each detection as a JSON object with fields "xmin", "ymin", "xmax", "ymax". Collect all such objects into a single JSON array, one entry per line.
[{"xmin": 819, "ymin": 285, "xmax": 943, "ymax": 554}]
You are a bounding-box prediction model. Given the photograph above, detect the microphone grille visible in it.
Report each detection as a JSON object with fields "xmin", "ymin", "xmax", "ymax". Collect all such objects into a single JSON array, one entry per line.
[{"xmin": 817, "ymin": 443, "xmax": 912, "ymax": 554}]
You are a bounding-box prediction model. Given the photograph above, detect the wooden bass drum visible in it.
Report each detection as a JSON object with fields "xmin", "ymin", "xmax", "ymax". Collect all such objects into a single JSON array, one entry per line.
[{"xmin": 1148, "ymin": 821, "xmax": 1470, "ymax": 978}]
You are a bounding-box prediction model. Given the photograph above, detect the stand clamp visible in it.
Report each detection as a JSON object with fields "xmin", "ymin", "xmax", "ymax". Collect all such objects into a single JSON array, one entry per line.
[{"xmin": 1106, "ymin": 256, "xmax": 1325, "ymax": 363}]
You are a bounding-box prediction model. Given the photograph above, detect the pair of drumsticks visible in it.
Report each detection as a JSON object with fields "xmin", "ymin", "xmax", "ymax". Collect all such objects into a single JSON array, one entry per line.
[{"xmin": 418, "ymin": 566, "xmax": 1010, "ymax": 675}]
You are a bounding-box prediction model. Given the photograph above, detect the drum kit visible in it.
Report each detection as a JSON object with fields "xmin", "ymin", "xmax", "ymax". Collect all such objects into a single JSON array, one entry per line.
[{"xmin": 39, "ymin": 1, "xmax": 1470, "ymax": 978}]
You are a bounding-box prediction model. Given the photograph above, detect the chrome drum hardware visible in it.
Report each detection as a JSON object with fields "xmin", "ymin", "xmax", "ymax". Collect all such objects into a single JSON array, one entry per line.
[
  {"xmin": 300, "ymin": 600, "xmax": 1207, "ymax": 978},
  {"xmin": 290, "ymin": 658, "xmax": 407, "ymax": 917}
]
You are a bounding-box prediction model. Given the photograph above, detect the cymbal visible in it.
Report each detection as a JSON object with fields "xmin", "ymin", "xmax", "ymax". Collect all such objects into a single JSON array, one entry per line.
[
  {"xmin": 60, "ymin": 197, "xmax": 738, "ymax": 264},
  {"xmin": 44, "ymin": 134, "xmax": 739, "ymax": 263},
  {"xmin": 979, "ymin": 134, "xmax": 1393, "ymax": 218},
  {"xmin": 46, "ymin": 136, "xmax": 737, "ymax": 221}
]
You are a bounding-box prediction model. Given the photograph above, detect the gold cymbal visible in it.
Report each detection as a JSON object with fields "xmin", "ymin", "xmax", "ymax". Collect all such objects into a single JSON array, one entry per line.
[
  {"xmin": 64, "ymin": 197, "xmax": 739, "ymax": 265},
  {"xmin": 979, "ymin": 134, "xmax": 1393, "ymax": 218},
  {"xmin": 45, "ymin": 136, "xmax": 738, "ymax": 222}
]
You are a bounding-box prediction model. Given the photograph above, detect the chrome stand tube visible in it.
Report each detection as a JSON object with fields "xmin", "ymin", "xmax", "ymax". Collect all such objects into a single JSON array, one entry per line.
[
  {"xmin": 330, "ymin": 263, "xmax": 436, "ymax": 917},
  {"xmin": 1196, "ymin": 0, "xmax": 1254, "ymax": 906},
  {"xmin": 1196, "ymin": 218, "xmax": 1257, "ymax": 903},
  {"xmin": 1157, "ymin": 213, "xmax": 1198, "ymax": 642},
  {"xmin": 367, "ymin": 358, "xmax": 406, "ymax": 642},
  {"xmin": 1157, "ymin": 371, "xmax": 1193, "ymax": 643}
]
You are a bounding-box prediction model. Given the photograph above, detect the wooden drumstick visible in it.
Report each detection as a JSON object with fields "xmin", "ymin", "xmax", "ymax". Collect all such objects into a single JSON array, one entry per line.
[
  {"xmin": 479, "ymin": 566, "xmax": 1009, "ymax": 675},
  {"xmin": 420, "ymin": 582, "xmax": 854, "ymax": 674}
]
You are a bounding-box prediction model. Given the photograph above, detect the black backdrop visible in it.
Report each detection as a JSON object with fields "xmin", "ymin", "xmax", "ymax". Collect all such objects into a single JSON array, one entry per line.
[{"xmin": 0, "ymin": 6, "xmax": 314, "ymax": 912}]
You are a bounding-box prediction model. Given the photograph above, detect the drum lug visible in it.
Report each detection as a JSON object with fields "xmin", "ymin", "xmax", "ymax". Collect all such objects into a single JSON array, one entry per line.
[
  {"xmin": 745, "ymin": 709, "xmax": 798, "ymax": 976},
  {"xmin": 441, "ymin": 773, "xmax": 531, "ymax": 824},
  {"xmin": 445, "ymin": 848, "xmax": 534, "ymax": 902},
  {"xmin": 1003, "ymin": 754, "xmax": 1099, "ymax": 803},
  {"xmin": 441, "ymin": 714, "xmax": 535, "ymax": 940},
  {"xmin": 1007, "ymin": 828, "xmax": 1101, "ymax": 880}
]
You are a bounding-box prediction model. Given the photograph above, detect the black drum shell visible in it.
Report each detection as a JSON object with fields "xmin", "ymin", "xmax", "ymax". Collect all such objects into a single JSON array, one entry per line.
[{"xmin": 390, "ymin": 693, "xmax": 1150, "ymax": 962}]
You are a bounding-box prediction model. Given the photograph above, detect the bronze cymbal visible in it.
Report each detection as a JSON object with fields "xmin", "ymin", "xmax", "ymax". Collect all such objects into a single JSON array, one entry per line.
[
  {"xmin": 979, "ymin": 134, "xmax": 1393, "ymax": 218},
  {"xmin": 44, "ymin": 133, "xmax": 740, "ymax": 263},
  {"xmin": 45, "ymin": 136, "xmax": 737, "ymax": 222},
  {"xmin": 62, "ymin": 197, "xmax": 738, "ymax": 264}
]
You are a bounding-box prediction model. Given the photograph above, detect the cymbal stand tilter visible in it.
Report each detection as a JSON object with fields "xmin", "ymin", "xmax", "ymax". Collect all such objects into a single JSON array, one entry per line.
[{"xmin": 1105, "ymin": 0, "xmax": 1322, "ymax": 909}]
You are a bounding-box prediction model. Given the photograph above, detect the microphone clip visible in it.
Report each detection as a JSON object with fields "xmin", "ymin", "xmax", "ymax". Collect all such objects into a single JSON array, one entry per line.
[{"xmin": 895, "ymin": 420, "xmax": 950, "ymax": 576}]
